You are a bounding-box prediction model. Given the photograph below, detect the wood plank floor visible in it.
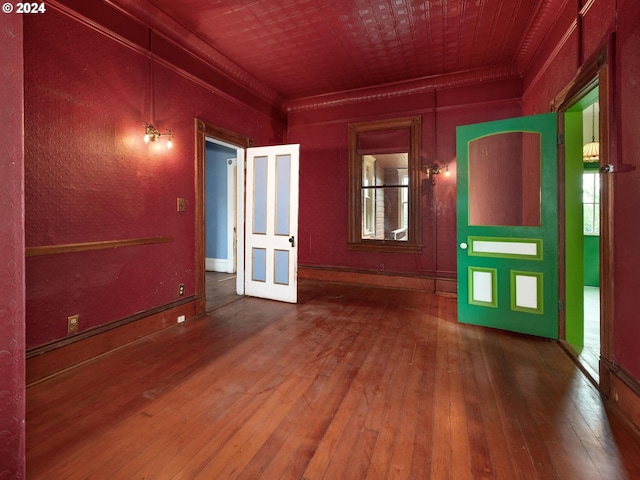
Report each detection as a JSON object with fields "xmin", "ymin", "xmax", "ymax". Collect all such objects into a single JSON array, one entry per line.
[
  {"xmin": 26, "ymin": 281, "xmax": 640, "ymax": 479},
  {"xmin": 205, "ymin": 271, "xmax": 239, "ymax": 312},
  {"xmin": 579, "ymin": 286, "xmax": 601, "ymax": 382}
]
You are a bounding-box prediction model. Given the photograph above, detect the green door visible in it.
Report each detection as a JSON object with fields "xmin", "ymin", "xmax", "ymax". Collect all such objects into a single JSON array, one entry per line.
[{"xmin": 456, "ymin": 113, "xmax": 558, "ymax": 339}]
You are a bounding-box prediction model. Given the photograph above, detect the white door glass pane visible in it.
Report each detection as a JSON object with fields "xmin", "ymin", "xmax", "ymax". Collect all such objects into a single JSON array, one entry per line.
[
  {"xmin": 253, "ymin": 156, "xmax": 268, "ymax": 234},
  {"xmin": 275, "ymin": 155, "xmax": 291, "ymax": 236},
  {"xmin": 274, "ymin": 249, "xmax": 289, "ymax": 285},
  {"xmin": 252, "ymin": 248, "xmax": 266, "ymax": 282}
]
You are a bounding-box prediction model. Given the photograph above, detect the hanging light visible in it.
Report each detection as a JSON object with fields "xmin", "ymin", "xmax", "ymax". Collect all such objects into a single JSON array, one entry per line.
[{"xmin": 583, "ymin": 103, "xmax": 599, "ymax": 163}]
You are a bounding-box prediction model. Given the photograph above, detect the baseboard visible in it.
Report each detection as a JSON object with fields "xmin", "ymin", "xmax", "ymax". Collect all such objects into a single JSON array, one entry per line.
[
  {"xmin": 26, "ymin": 299, "xmax": 199, "ymax": 386},
  {"xmin": 206, "ymin": 257, "xmax": 234, "ymax": 273},
  {"xmin": 299, "ymin": 265, "xmax": 457, "ymax": 296},
  {"xmin": 601, "ymin": 358, "xmax": 640, "ymax": 438}
]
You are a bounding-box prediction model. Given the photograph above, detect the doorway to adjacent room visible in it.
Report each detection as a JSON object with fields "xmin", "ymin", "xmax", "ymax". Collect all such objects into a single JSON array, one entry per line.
[{"xmin": 204, "ymin": 138, "xmax": 241, "ymax": 311}]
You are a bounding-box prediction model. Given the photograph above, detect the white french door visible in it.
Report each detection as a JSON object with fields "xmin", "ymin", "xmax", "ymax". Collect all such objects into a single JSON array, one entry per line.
[{"xmin": 245, "ymin": 144, "xmax": 300, "ymax": 303}]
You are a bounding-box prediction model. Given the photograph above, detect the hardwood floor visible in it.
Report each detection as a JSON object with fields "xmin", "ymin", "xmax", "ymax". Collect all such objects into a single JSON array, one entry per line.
[
  {"xmin": 579, "ymin": 286, "xmax": 601, "ymax": 382},
  {"xmin": 26, "ymin": 281, "xmax": 640, "ymax": 479},
  {"xmin": 205, "ymin": 271, "xmax": 239, "ymax": 311}
]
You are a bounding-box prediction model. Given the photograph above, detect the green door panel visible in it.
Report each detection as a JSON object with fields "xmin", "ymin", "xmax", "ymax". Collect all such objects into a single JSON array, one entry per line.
[{"xmin": 456, "ymin": 113, "xmax": 558, "ymax": 339}]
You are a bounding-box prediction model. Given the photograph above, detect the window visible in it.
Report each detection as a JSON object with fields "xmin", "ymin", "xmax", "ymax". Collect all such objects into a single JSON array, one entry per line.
[
  {"xmin": 362, "ymin": 156, "xmax": 376, "ymax": 237},
  {"xmin": 348, "ymin": 116, "xmax": 422, "ymax": 253},
  {"xmin": 583, "ymin": 171, "xmax": 600, "ymax": 234}
]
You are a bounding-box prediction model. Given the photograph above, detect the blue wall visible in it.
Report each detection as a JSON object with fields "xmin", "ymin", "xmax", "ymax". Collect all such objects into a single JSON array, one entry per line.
[{"xmin": 205, "ymin": 142, "xmax": 236, "ymax": 260}]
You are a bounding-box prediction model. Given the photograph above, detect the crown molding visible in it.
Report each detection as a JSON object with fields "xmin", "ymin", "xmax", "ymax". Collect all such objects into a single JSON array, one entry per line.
[
  {"xmin": 287, "ymin": 65, "xmax": 520, "ymax": 113},
  {"xmin": 106, "ymin": 0, "xmax": 287, "ymax": 110}
]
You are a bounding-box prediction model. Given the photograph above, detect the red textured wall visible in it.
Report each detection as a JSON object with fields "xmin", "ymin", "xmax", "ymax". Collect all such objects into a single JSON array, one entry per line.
[
  {"xmin": 0, "ymin": 13, "xmax": 25, "ymax": 479},
  {"xmin": 24, "ymin": 6, "xmax": 285, "ymax": 349},
  {"xmin": 612, "ymin": 0, "xmax": 640, "ymax": 379},
  {"xmin": 522, "ymin": 0, "xmax": 640, "ymax": 381},
  {"xmin": 289, "ymin": 79, "xmax": 522, "ymax": 281}
]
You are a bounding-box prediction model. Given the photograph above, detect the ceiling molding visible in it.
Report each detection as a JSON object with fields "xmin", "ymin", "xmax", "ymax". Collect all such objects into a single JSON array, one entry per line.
[
  {"xmin": 287, "ymin": 65, "xmax": 520, "ymax": 113},
  {"xmin": 515, "ymin": 0, "xmax": 572, "ymax": 73},
  {"xmin": 106, "ymin": 0, "xmax": 286, "ymax": 109}
]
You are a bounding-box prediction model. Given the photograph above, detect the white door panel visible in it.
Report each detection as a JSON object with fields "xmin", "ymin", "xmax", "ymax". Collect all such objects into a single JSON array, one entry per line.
[{"xmin": 245, "ymin": 144, "xmax": 299, "ymax": 303}]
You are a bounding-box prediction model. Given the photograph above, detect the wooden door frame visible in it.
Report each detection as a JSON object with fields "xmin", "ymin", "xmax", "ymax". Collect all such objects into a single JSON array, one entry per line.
[
  {"xmin": 552, "ymin": 39, "xmax": 615, "ymax": 394},
  {"xmin": 195, "ymin": 119, "xmax": 253, "ymax": 316}
]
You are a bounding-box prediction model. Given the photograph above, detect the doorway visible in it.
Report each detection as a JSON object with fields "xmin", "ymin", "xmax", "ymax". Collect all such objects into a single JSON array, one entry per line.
[
  {"xmin": 563, "ymin": 90, "xmax": 601, "ymax": 382},
  {"xmin": 195, "ymin": 119, "xmax": 301, "ymax": 311},
  {"xmin": 195, "ymin": 119, "xmax": 252, "ymax": 316},
  {"xmin": 553, "ymin": 42, "xmax": 614, "ymax": 391},
  {"xmin": 204, "ymin": 139, "xmax": 240, "ymax": 311}
]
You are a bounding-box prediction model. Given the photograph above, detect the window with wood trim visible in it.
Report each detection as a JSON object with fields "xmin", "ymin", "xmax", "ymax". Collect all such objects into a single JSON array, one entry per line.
[{"xmin": 348, "ymin": 116, "xmax": 422, "ymax": 253}]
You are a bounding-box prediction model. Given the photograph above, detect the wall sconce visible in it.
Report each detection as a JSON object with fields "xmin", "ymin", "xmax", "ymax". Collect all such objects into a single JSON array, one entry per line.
[
  {"xmin": 424, "ymin": 162, "xmax": 449, "ymax": 185},
  {"xmin": 144, "ymin": 122, "xmax": 174, "ymax": 149}
]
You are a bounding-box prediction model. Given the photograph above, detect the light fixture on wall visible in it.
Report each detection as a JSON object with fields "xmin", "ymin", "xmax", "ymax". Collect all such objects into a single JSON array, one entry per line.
[
  {"xmin": 583, "ymin": 103, "xmax": 599, "ymax": 163},
  {"xmin": 144, "ymin": 122, "xmax": 173, "ymax": 149},
  {"xmin": 143, "ymin": 49, "xmax": 174, "ymax": 150},
  {"xmin": 424, "ymin": 162, "xmax": 449, "ymax": 185}
]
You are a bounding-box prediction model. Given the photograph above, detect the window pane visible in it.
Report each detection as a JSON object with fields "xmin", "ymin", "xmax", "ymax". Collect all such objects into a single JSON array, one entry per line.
[
  {"xmin": 362, "ymin": 153, "xmax": 407, "ymax": 187},
  {"xmin": 361, "ymin": 186, "xmax": 409, "ymax": 241},
  {"xmin": 583, "ymin": 204, "xmax": 595, "ymax": 234},
  {"xmin": 583, "ymin": 173, "xmax": 595, "ymax": 203},
  {"xmin": 362, "ymin": 187, "xmax": 376, "ymax": 238},
  {"xmin": 582, "ymin": 172, "xmax": 600, "ymax": 235},
  {"xmin": 360, "ymin": 153, "xmax": 408, "ymax": 240}
]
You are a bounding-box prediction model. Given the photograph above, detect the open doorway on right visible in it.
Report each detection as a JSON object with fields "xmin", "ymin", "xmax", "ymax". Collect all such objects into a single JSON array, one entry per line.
[
  {"xmin": 580, "ymin": 98, "xmax": 601, "ymax": 381},
  {"xmin": 565, "ymin": 87, "xmax": 601, "ymax": 383}
]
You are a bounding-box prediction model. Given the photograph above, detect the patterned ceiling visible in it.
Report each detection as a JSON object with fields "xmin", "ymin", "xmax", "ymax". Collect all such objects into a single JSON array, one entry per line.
[{"xmin": 142, "ymin": 0, "xmax": 566, "ymax": 100}]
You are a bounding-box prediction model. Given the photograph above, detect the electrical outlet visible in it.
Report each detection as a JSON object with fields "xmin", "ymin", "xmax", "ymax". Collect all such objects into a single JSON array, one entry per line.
[
  {"xmin": 178, "ymin": 284, "xmax": 185, "ymax": 296},
  {"xmin": 67, "ymin": 315, "xmax": 79, "ymax": 334},
  {"xmin": 176, "ymin": 198, "xmax": 186, "ymax": 212}
]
